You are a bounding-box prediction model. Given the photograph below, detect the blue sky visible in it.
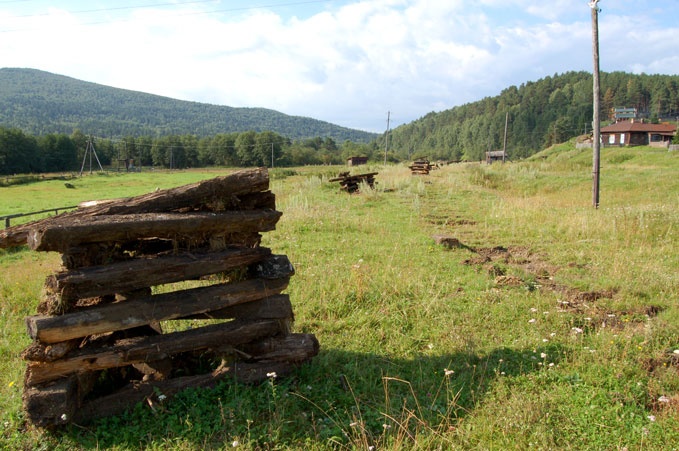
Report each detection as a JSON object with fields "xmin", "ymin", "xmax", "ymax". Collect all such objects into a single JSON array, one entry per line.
[{"xmin": 1, "ymin": 0, "xmax": 677, "ymax": 132}]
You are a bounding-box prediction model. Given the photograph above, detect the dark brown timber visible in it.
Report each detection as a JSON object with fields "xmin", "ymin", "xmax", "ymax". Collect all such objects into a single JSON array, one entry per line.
[
  {"xmin": 28, "ymin": 210, "xmax": 282, "ymax": 252},
  {"xmin": 27, "ymin": 276, "xmax": 291, "ymax": 344},
  {"xmin": 71, "ymin": 357, "xmax": 314, "ymax": 424},
  {"xmin": 44, "ymin": 247, "xmax": 272, "ymax": 303},
  {"xmin": 25, "ymin": 319, "xmax": 283, "ymax": 385},
  {"xmin": 181, "ymin": 294, "xmax": 294, "ymax": 321},
  {"xmin": 0, "ymin": 167, "xmax": 271, "ymax": 249}
]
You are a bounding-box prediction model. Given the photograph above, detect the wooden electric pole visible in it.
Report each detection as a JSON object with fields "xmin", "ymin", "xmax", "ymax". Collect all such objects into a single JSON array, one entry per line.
[
  {"xmin": 502, "ymin": 111, "xmax": 508, "ymax": 163},
  {"xmin": 79, "ymin": 137, "xmax": 104, "ymax": 176},
  {"xmin": 384, "ymin": 111, "xmax": 390, "ymax": 165},
  {"xmin": 590, "ymin": 0, "xmax": 601, "ymax": 208}
]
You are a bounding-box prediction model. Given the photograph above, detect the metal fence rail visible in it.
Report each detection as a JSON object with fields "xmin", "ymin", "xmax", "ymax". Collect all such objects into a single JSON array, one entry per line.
[{"xmin": 1, "ymin": 206, "xmax": 78, "ymax": 228}]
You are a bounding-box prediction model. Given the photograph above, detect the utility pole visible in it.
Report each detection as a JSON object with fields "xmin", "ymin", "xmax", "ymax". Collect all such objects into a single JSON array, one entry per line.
[
  {"xmin": 79, "ymin": 137, "xmax": 104, "ymax": 176},
  {"xmin": 384, "ymin": 111, "xmax": 390, "ymax": 165},
  {"xmin": 502, "ymin": 111, "xmax": 508, "ymax": 163},
  {"xmin": 590, "ymin": 0, "xmax": 601, "ymax": 209}
]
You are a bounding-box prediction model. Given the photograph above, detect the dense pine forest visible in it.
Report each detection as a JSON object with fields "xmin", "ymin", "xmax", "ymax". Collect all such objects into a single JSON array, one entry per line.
[{"xmin": 379, "ymin": 71, "xmax": 679, "ymax": 162}]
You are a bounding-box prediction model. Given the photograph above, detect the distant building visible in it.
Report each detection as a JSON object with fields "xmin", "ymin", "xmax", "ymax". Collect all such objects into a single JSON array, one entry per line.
[
  {"xmin": 600, "ymin": 120, "xmax": 676, "ymax": 147},
  {"xmin": 347, "ymin": 156, "xmax": 368, "ymax": 166},
  {"xmin": 485, "ymin": 150, "xmax": 506, "ymax": 164}
]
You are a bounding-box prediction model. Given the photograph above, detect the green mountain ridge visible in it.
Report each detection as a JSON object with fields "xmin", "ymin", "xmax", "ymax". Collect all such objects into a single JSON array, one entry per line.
[{"xmin": 0, "ymin": 68, "xmax": 377, "ymax": 143}]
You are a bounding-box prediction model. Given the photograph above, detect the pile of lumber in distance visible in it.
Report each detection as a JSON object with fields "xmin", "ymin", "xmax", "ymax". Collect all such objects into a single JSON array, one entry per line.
[
  {"xmin": 408, "ymin": 159, "xmax": 433, "ymax": 175},
  {"xmin": 329, "ymin": 171, "xmax": 378, "ymax": 193}
]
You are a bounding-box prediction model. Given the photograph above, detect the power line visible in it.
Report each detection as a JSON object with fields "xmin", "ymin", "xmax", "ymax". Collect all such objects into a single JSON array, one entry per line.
[
  {"xmin": 92, "ymin": 134, "xmax": 291, "ymax": 152},
  {"xmin": 12, "ymin": 0, "xmax": 222, "ymax": 18},
  {"xmin": 4, "ymin": 0, "xmax": 335, "ymax": 19},
  {"xmin": 2, "ymin": 0, "xmax": 336, "ymax": 32}
]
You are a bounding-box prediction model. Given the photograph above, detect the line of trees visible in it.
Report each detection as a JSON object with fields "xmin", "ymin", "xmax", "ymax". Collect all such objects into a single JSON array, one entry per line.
[{"xmin": 0, "ymin": 128, "xmax": 381, "ymax": 175}]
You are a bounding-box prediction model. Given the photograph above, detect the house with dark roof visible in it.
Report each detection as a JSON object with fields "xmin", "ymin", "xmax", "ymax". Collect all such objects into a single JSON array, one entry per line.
[{"xmin": 600, "ymin": 120, "xmax": 676, "ymax": 148}]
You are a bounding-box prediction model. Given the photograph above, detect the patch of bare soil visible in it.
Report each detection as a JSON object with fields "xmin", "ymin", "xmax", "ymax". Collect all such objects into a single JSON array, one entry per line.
[
  {"xmin": 434, "ymin": 231, "xmax": 665, "ymax": 335},
  {"xmin": 494, "ymin": 275, "xmax": 523, "ymax": 286},
  {"xmin": 644, "ymin": 350, "xmax": 679, "ymax": 374},
  {"xmin": 550, "ymin": 286, "xmax": 619, "ymax": 311},
  {"xmin": 449, "ymin": 236, "xmax": 674, "ymax": 411},
  {"xmin": 459, "ymin": 243, "xmax": 666, "ymax": 334},
  {"xmin": 644, "ymin": 351, "xmax": 679, "ymax": 417},
  {"xmin": 463, "ymin": 245, "xmax": 559, "ymax": 281},
  {"xmin": 425, "ymin": 214, "xmax": 477, "ymax": 227}
]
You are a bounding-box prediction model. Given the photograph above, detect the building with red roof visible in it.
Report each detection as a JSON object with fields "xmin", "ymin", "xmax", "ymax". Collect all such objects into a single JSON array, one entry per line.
[{"xmin": 600, "ymin": 120, "xmax": 676, "ymax": 148}]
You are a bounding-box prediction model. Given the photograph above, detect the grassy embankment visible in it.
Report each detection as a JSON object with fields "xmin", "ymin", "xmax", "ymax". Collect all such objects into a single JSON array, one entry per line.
[{"xmin": 1, "ymin": 143, "xmax": 678, "ymax": 449}]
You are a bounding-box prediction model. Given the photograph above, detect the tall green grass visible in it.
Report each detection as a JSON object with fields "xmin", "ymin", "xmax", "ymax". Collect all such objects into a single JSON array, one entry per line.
[{"xmin": 1, "ymin": 148, "xmax": 678, "ymax": 449}]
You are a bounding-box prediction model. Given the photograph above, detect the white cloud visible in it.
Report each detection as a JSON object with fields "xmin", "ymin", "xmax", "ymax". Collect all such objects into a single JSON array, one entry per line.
[{"xmin": 0, "ymin": 0, "xmax": 676, "ymax": 132}]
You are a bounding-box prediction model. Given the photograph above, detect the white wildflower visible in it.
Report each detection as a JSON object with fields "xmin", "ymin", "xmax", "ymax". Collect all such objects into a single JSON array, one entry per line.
[
  {"xmin": 60, "ymin": 413, "xmax": 68, "ymax": 421},
  {"xmin": 444, "ymin": 369, "xmax": 455, "ymax": 376},
  {"xmin": 266, "ymin": 372, "xmax": 277, "ymax": 379},
  {"xmin": 647, "ymin": 415, "xmax": 656, "ymax": 422},
  {"xmin": 658, "ymin": 395, "xmax": 670, "ymax": 404},
  {"xmin": 572, "ymin": 327, "xmax": 583, "ymax": 334},
  {"xmin": 232, "ymin": 441, "xmax": 239, "ymax": 447},
  {"xmin": 158, "ymin": 394, "xmax": 167, "ymax": 401},
  {"xmin": 528, "ymin": 318, "xmax": 536, "ymax": 324},
  {"xmin": 540, "ymin": 352, "xmax": 547, "ymax": 359}
]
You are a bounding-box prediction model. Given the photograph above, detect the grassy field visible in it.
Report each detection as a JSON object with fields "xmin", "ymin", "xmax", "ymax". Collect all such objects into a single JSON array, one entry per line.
[{"xmin": 1, "ymin": 142, "xmax": 678, "ymax": 449}]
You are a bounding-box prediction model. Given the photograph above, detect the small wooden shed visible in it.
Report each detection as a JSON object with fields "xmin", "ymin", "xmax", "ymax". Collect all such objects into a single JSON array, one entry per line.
[
  {"xmin": 347, "ymin": 156, "xmax": 368, "ymax": 166},
  {"xmin": 485, "ymin": 150, "xmax": 506, "ymax": 164}
]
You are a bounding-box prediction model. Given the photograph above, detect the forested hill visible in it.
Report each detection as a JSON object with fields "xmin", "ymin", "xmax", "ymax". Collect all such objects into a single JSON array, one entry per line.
[
  {"xmin": 381, "ymin": 71, "xmax": 679, "ymax": 162},
  {"xmin": 0, "ymin": 68, "xmax": 377, "ymax": 143}
]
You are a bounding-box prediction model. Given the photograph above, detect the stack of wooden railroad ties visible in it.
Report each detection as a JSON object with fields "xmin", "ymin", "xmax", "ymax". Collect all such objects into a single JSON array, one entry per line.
[
  {"xmin": 329, "ymin": 171, "xmax": 378, "ymax": 193},
  {"xmin": 408, "ymin": 159, "xmax": 434, "ymax": 175},
  {"xmin": 0, "ymin": 167, "xmax": 319, "ymax": 428}
]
